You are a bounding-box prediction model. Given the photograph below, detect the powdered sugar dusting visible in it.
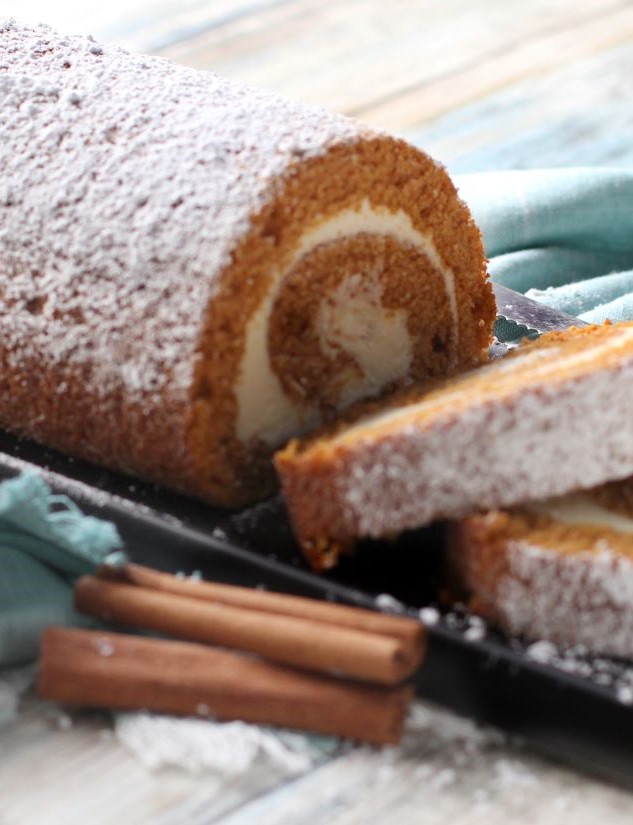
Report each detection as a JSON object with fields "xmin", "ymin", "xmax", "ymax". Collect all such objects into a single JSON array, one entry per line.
[
  {"xmin": 375, "ymin": 593, "xmax": 406, "ymax": 613},
  {"xmin": 419, "ymin": 606, "xmax": 440, "ymax": 626},
  {"xmin": 334, "ymin": 347, "xmax": 633, "ymax": 538},
  {"xmin": 525, "ymin": 640, "xmax": 558, "ymax": 664},
  {"xmin": 115, "ymin": 712, "xmax": 332, "ymax": 775},
  {"xmin": 495, "ymin": 539, "xmax": 633, "ymax": 658},
  {"xmin": 428, "ymin": 602, "xmax": 633, "ymax": 708},
  {"xmin": 463, "ymin": 615, "xmax": 486, "ymax": 642},
  {"xmin": 501, "ymin": 632, "xmax": 633, "ymax": 704},
  {"xmin": 0, "ymin": 21, "xmax": 371, "ymax": 488}
]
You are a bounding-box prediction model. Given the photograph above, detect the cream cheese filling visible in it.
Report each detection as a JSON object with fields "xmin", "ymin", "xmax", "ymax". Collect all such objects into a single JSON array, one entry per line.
[
  {"xmin": 235, "ymin": 199, "xmax": 459, "ymax": 446},
  {"xmin": 329, "ymin": 326, "xmax": 633, "ymax": 447},
  {"xmin": 317, "ymin": 271, "xmax": 412, "ymax": 409},
  {"xmin": 529, "ymin": 494, "xmax": 633, "ymax": 535}
]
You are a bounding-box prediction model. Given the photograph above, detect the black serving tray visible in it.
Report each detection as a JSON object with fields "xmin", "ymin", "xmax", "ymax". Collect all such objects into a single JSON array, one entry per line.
[{"xmin": 2, "ymin": 429, "xmax": 633, "ymax": 788}]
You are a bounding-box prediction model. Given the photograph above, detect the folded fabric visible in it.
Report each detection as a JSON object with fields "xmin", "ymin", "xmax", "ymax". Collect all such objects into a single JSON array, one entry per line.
[
  {"xmin": 0, "ymin": 472, "xmax": 122, "ymax": 667},
  {"xmin": 456, "ymin": 168, "xmax": 633, "ymax": 326}
]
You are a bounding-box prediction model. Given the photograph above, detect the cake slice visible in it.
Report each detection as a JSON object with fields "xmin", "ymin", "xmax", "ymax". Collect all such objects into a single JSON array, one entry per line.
[
  {"xmin": 275, "ymin": 322, "xmax": 633, "ymax": 569},
  {"xmin": 448, "ymin": 481, "xmax": 633, "ymax": 657}
]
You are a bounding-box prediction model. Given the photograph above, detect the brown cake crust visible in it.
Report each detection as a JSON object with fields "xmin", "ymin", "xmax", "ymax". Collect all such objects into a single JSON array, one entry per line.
[{"xmin": 0, "ymin": 22, "xmax": 493, "ymax": 506}]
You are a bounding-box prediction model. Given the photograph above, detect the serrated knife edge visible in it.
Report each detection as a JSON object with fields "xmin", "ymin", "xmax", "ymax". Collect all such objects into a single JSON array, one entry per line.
[{"xmin": 492, "ymin": 282, "xmax": 589, "ymax": 335}]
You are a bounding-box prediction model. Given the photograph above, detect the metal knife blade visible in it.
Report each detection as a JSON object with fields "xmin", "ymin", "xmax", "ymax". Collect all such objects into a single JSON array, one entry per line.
[{"xmin": 492, "ymin": 282, "xmax": 589, "ymax": 335}]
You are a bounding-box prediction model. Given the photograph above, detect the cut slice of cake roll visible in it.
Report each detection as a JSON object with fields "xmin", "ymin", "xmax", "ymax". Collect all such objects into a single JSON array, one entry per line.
[
  {"xmin": 275, "ymin": 322, "xmax": 633, "ymax": 568},
  {"xmin": 0, "ymin": 22, "xmax": 494, "ymax": 508},
  {"xmin": 448, "ymin": 481, "xmax": 633, "ymax": 657}
]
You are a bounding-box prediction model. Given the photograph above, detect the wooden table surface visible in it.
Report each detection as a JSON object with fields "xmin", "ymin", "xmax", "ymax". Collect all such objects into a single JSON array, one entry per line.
[{"xmin": 3, "ymin": 1, "xmax": 633, "ymax": 822}]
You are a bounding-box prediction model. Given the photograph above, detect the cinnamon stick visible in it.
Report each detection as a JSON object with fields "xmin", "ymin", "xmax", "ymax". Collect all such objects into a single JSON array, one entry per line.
[
  {"xmin": 38, "ymin": 627, "xmax": 413, "ymax": 745},
  {"xmin": 102, "ymin": 562, "xmax": 422, "ymax": 646},
  {"xmin": 75, "ymin": 574, "xmax": 425, "ymax": 685}
]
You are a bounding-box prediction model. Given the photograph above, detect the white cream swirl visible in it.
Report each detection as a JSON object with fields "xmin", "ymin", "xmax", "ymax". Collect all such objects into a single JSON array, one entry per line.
[{"xmin": 235, "ymin": 199, "xmax": 459, "ymax": 445}]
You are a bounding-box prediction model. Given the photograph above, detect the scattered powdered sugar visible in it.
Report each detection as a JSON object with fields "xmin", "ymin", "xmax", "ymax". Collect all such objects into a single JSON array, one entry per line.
[
  {"xmin": 422, "ymin": 596, "xmax": 633, "ymax": 710},
  {"xmin": 281, "ymin": 698, "xmax": 633, "ymax": 823},
  {"xmin": 463, "ymin": 615, "xmax": 487, "ymax": 642},
  {"xmin": 437, "ymin": 606, "xmax": 489, "ymax": 640},
  {"xmin": 500, "ymin": 631, "xmax": 633, "ymax": 704},
  {"xmin": 493, "ymin": 757, "xmax": 539, "ymax": 789},
  {"xmin": 18, "ymin": 693, "xmax": 633, "ymax": 821},
  {"xmin": 495, "ymin": 540, "xmax": 633, "ymax": 659},
  {"xmin": 525, "ymin": 640, "xmax": 559, "ymax": 664},
  {"xmin": 95, "ymin": 637, "xmax": 115, "ymax": 657},
  {"xmin": 334, "ymin": 349, "xmax": 633, "ymax": 540},
  {"xmin": 55, "ymin": 712, "xmax": 74, "ymax": 731},
  {"xmin": 374, "ymin": 593, "xmax": 406, "ymax": 613},
  {"xmin": 115, "ymin": 712, "xmax": 336, "ymax": 775},
  {"xmin": 176, "ymin": 570, "xmax": 203, "ymax": 583},
  {"xmin": 335, "ymin": 702, "xmax": 548, "ymax": 817},
  {"xmin": 404, "ymin": 701, "xmax": 504, "ymax": 750},
  {"xmin": 428, "ymin": 766, "xmax": 456, "ymax": 789},
  {"xmin": 419, "ymin": 606, "xmax": 440, "ymax": 626}
]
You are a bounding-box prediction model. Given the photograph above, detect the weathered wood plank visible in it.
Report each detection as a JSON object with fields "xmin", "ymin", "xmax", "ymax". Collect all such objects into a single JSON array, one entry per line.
[
  {"xmin": 158, "ymin": 0, "xmax": 633, "ymax": 130},
  {"xmin": 408, "ymin": 38, "xmax": 633, "ymax": 172},
  {"xmin": 359, "ymin": 0, "xmax": 633, "ymax": 131}
]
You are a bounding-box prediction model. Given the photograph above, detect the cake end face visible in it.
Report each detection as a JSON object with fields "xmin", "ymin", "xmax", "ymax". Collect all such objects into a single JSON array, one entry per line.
[{"xmin": 191, "ymin": 134, "xmax": 494, "ymax": 506}]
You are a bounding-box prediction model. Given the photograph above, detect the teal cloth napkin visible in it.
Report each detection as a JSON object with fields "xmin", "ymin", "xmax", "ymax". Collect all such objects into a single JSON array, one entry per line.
[
  {"xmin": 456, "ymin": 167, "xmax": 633, "ymax": 325},
  {"xmin": 0, "ymin": 472, "xmax": 122, "ymax": 667}
]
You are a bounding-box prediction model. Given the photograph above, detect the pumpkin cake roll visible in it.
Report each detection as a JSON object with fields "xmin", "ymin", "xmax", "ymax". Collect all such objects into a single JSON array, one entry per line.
[
  {"xmin": 276, "ymin": 323, "xmax": 633, "ymax": 568},
  {"xmin": 0, "ymin": 21, "xmax": 494, "ymax": 507},
  {"xmin": 448, "ymin": 479, "xmax": 633, "ymax": 658}
]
